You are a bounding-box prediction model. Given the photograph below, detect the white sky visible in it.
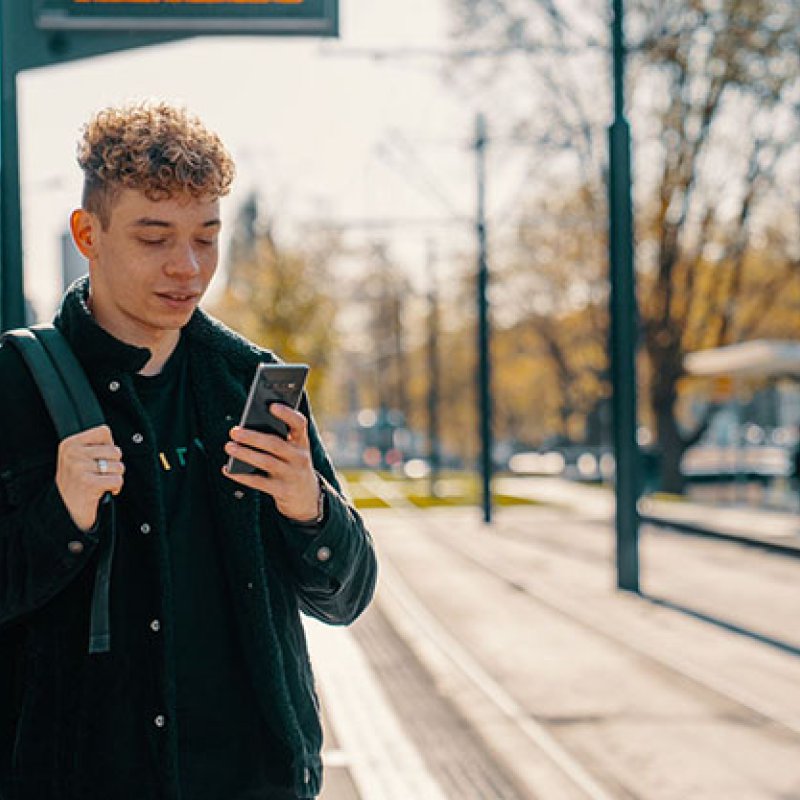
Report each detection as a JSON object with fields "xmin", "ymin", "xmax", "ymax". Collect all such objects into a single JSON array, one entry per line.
[{"xmin": 17, "ymin": 0, "xmax": 520, "ymax": 320}]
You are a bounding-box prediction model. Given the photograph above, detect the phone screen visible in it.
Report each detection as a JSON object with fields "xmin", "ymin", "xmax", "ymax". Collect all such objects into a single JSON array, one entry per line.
[{"xmin": 226, "ymin": 363, "xmax": 309, "ymax": 475}]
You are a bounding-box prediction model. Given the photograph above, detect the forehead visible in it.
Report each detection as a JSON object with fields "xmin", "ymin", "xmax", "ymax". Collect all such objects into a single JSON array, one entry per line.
[{"xmin": 109, "ymin": 188, "xmax": 220, "ymax": 226}]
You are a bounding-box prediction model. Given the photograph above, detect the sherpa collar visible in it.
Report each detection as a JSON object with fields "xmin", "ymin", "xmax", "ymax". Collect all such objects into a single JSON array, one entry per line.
[{"xmin": 53, "ymin": 275, "xmax": 264, "ymax": 375}]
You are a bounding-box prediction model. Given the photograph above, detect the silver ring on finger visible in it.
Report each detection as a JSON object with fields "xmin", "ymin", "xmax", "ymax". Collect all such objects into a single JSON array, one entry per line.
[{"xmin": 96, "ymin": 458, "xmax": 109, "ymax": 475}]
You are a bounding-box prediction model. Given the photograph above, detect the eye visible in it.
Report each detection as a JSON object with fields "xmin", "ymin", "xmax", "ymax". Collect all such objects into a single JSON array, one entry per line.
[
  {"xmin": 139, "ymin": 238, "xmax": 167, "ymax": 246},
  {"xmin": 196, "ymin": 239, "xmax": 215, "ymax": 247}
]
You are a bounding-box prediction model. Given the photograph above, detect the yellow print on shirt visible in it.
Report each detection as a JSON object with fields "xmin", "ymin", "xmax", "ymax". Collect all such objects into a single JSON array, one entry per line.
[{"xmin": 158, "ymin": 438, "xmax": 206, "ymax": 471}]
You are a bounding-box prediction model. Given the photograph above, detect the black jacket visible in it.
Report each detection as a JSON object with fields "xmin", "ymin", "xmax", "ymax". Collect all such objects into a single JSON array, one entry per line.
[{"xmin": 0, "ymin": 278, "xmax": 377, "ymax": 800}]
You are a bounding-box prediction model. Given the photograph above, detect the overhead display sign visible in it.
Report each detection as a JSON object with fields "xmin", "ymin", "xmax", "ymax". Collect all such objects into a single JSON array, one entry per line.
[{"xmin": 34, "ymin": 0, "xmax": 338, "ymax": 35}]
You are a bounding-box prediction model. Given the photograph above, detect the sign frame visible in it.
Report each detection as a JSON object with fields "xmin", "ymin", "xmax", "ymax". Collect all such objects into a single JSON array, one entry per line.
[{"xmin": 34, "ymin": 0, "xmax": 338, "ymax": 36}]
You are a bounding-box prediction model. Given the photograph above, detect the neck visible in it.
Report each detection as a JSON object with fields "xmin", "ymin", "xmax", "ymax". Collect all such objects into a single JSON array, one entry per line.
[
  {"xmin": 86, "ymin": 292, "xmax": 181, "ymax": 376},
  {"xmin": 137, "ymin": 335, "xmax": 181, "ymax": 376}
]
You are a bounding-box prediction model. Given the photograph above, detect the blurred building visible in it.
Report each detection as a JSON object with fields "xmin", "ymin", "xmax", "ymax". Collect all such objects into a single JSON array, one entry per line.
[{"xmin": 61, "ymin": 231, "xmax": 87, "ymax": 293}]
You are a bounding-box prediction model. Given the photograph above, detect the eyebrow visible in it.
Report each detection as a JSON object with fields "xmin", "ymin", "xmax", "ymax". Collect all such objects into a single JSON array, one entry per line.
[{"xmin": 131, "ymin": 217, "xmax": 222, "ymax": 228}]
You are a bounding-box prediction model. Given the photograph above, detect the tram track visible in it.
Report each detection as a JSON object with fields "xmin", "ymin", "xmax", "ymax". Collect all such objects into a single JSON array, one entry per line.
[
  {"xmin": 351, "ymin": 602, "xmax": 536, "ymax": 800},
  {"xmin": 640, "ymin": 513, "xmax": 800, "ymax": 559},
  {"xmin": 493, "ymin": 515, "xmax": 800, "ymax": 658},
  {"xmin": 359, "ymin": 475, "xmax": 800, "ymax": 799},
  {"xmin": 357, "ymin": 472, "xmax": 800, "ymax": 657},
  {"xmin": 493, "ymin": 475, "xmax": 800, "ymax": 559},
  {"xmin": 372, "ymin": 558, "xmax": 633, "ymax": 800},
  {"xmin": 425, "ymin": 518, "xmax": 800, "ymax": 740}
]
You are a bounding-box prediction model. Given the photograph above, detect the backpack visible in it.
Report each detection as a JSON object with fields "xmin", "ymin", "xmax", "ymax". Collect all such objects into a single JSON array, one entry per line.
[{"xmin": 0, "ymin": 324, "xmax": 116, "ymax": 790}]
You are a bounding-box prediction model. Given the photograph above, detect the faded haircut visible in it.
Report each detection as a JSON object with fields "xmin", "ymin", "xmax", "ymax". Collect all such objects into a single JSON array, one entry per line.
[{"xmin": 76, "ymin": 101, "xmax": 235, "ymax": 228}]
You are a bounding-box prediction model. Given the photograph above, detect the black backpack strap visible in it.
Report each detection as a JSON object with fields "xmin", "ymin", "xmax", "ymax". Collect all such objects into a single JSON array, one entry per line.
[
  {"xmin": 0, "ymin": 328, "xmax": 82, "ymax": 439},
  {"xmin": 87, "ymin": 496, "xmax": 115, "ymax": 655},
  {"xmin": 1, "ymin": 325, "xmax": 115, "ymax": 655},
  {"xmin": 31, "ymin": 325, "xmax": 105, "ymax": 432}
]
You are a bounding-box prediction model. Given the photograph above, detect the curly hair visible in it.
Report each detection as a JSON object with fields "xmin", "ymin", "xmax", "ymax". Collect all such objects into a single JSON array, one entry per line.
[{"xmin": 77, "ymin": 101, "xmax": 236, "ymax": 228}]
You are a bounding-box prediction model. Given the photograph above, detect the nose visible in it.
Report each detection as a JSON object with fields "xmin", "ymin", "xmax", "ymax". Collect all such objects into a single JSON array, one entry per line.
[{"xmin": 165, "ymin": 242, "xmax": 201, "ymax": 277}]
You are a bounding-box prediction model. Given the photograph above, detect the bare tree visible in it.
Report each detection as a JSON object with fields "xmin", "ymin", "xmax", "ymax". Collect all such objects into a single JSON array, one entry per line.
[{"xmin": 449, "ymin": 0, "xmax": 800, "ymax": 491}]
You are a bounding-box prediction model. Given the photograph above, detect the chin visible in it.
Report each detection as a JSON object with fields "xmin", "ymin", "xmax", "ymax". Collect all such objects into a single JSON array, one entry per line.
[
  {"xmin": 152, "ymin": 301, "xmax": 200, "ymax": 329},
  {"xmin": 167, "ymin": 309, "xmax": 196, "ymax": 329}
]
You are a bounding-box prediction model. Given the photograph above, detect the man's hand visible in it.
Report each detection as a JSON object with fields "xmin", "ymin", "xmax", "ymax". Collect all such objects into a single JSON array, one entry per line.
[
  {"xmin": 55, "ymin": 425, "xmax": 125, "ymax": 532},
  {"xmin": 222, "ymin": 404, "xmax": 320, "ymax": 523}
]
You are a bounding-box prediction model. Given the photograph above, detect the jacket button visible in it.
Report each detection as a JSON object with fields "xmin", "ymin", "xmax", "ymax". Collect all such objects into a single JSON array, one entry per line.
[
  {"xmin": 150, "ymin": 619, "xmax": 161, "ymax": 632},
  {"xmin": 67, "ymin": 540, "xmax": 84, "ymax": 555},
  {"xmin": 108, "ymin": 380, "xmax": 120, "ymax": 392},
  {"xmin": 246, "ymin": 582, "xmax": 254, "ymax": 590},
  {"xmin": 140, "ymin": 523, "xmax": 151, "ymax": 534},
  {"xmin": 234, "ymin": 490, "xmax": 245, "ymax": 500},
  {"xmin": 132, "ymin": 433, "xmax": 144, "ymax": 444},
  {"xmin": 154, "ymin": 715, "xmax": 165, "ymax": 728},
  {"xmin": 316, "ymin": 546, "xmax": 332, "ymax": 563}
]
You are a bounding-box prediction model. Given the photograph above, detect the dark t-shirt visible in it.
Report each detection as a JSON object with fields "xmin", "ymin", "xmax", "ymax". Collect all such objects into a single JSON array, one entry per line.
[{"xmin": 133, "ymin": 336, "xmax": 293, "ymax": 799}]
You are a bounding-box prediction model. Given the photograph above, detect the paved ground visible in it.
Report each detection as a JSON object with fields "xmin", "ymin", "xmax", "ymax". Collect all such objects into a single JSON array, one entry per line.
[
  {"xmin": 306, "ymin": 501, "xmax": 800, "ymax": 800},
  {"xmin": 496, "ymin": 475, "xmax": 800, "ymax": 547}
]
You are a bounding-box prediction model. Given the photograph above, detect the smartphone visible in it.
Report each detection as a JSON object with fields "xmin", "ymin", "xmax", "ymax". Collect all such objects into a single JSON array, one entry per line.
[{"xmin": 226, "ymin": 363, "xmax": 310, "ymax": 475}]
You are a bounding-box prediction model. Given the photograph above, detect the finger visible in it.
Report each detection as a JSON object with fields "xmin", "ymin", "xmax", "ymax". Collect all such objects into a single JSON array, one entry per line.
[
  {"xmin": 224, "ymin": 442, "xmax": 287, "ymax": 476},
  {"xmin": 88, "ymin": 473, "xmax": 125, "ymax": 494},
  {"xmin": 64, "ymin": 424, "xmax": 115, "ymax": 447},
  {"xmin": 105, "ymin": 477, "xmax": 124, "ymax": 497},
  {"xmin": 83, "ymin": 444, "xmax": 124, "ymax": 463},
  {"xmin": 229, "ymin": 426, "xmax": 293, "ymax": 460},
  {"xmin": 269, "ymin": 404, "xmax": 309, "ymax": 445},
  {"xmin": 86, "ymin": 457, "xmax": 126, "ymax": 476},
  {"xmin": 221, "ymin": 465, "xmax": 278, "ymax": 494}
]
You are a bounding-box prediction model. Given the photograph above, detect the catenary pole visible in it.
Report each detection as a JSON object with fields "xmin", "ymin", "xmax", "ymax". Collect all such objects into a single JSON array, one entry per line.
[
  {"xmin": 426, "ymin": 239, "xmax": 441, "ymax": 498},
  {"xmin": 475, "ymin": 112, "xmax": 493, "ymax": 524},
  {"xmin": 608, "ymin": 0, "xmax": 640, "ymax": 591},
  {"xmin": 0, "ymin": 1, "xmax": 25, "ymax": 331}
]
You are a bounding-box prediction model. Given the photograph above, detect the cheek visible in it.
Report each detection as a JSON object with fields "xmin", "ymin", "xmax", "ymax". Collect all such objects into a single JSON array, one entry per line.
[
  {"xmin": 200, "ymin": 251, "xmax": 219, "ymax": 278},
  {"xmin": 102, "ymin": 249, "xmax": 158, "ymax": 294}
]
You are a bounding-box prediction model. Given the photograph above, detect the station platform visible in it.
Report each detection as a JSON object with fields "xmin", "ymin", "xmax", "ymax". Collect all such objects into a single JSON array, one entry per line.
[
  {"xmin": 495, "ymin": 475, "xmax": 800, "ymax": 552},
  {"xmin": 306, "ymin": 502, "xmax": 800, "ymax": 800}
]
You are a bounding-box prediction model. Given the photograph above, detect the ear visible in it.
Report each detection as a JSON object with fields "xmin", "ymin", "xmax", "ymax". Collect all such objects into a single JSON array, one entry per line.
[{"xmin": 70, "ymin": 208, "xmax": 100, "ymax": 260}]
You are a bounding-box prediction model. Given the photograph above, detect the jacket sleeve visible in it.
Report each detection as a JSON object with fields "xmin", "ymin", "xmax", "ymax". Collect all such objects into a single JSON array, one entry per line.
[
  {"xmin": 0, "ymin": 473, "xmax": 106, "ymax": 627},
  {"xmin": 272, "ymin": 396, "xmax": 378, "ymax": 626}
]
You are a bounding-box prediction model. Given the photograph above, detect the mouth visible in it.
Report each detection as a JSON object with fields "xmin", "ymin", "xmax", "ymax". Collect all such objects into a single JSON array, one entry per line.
[{"xmin": 155, "ymin": 291, "xmax": 200, "ymax": 309}]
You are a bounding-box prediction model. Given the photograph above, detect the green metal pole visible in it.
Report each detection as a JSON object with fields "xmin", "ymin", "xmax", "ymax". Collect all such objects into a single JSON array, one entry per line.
[
  {"xmin": 608, "ymin": 0, "xmax": 640, "ymax": 592},
  {"xmin": 0, "ymin": 0, "xmax": 26, "ymax": 331},
  {"xmin": 426, "ymin": 239, "xmax": 442, "ymax": 499},
  {"xmin": 475, "ymin": 112, "xmax": 493, "ymax": 524}
]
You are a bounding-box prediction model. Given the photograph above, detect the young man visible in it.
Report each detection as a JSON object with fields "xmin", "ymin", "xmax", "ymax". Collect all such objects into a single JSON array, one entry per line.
[{"xmin": 0, "ymin": 102, "xmax": 377, "ymax": 800}]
